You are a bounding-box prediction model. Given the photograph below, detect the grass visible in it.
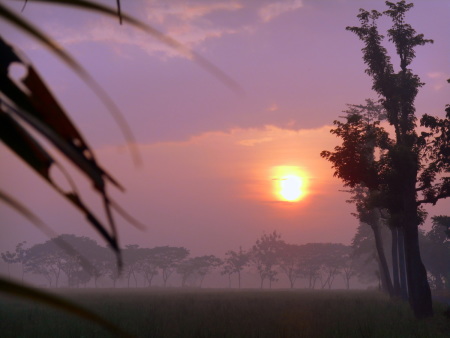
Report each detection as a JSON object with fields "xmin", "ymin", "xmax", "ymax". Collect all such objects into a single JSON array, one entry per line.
[{"xmin": 1, "ymin": 288, "xmax": 449, "ymax": 337}]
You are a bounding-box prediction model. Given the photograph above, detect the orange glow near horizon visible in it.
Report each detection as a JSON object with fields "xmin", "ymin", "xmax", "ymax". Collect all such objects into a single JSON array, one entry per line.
[{"xmin": 272, "ymin": 166, "xmax": 308, "ymax": 202}]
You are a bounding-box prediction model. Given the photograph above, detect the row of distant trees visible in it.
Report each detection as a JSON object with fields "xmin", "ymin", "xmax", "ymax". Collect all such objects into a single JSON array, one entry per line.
[
  {"xmin": 0, "ymin": 232, "xmax": 354, "ymax": 289},
  {"xmin": 2, "ymin": 226, "xmax": 448, "ymax": 290}
]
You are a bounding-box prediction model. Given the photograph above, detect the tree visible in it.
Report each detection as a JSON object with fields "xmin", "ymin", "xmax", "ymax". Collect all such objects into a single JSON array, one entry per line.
[
  {"xmin": 277, "ymin": 243, "xmax": 304, "ymax": 289},
  {"xmin": 153, "ymin": 246, "xmax": 189, "ymax": 287},
  {"xmin": 323, "ymin": 1, "xmax": 449, "ymax": 318},
  {"xmin": 25, "ymin": 241, "xmax": 63, "ymax": 287},
  {"xmin": 195, "ymin": 255, "xmax": 222, "ymax": 287},
  {"xmin": 88, "ymin": 246, "xmax": 111, "ymax": 288},
  {"xmin": 221, "ymin": 247, "xmax": 250, "ymax": 289},
  {"xmin": 321, "ymin": 99, "xmax": 401, "ymax": 296},
  {"xmin": 138, "ymin": 248, "xmax": 159, "ymax": 287},
  {"xmin": 420, "ymin": 217, "xmax": 450, "ymax": 291},
  {"xmin": 178, "ymin": 255, "xmax": 222, "ymax": 288},
  {"xmin": 24, "ymin": 234, "xmax": 105, "ymax": 288},
  {"xmin": 430, "ymin": 216, "xmax": 450, "ymax": 240},
  {"xmin": 318, "ymin": 244, "xmax": 350, "ymax": 289},
  {"xmin": 250, "ymin": 231, "xmax": 283, "ymax": 289},
  {"xmin": 1, "ymin": 241, "xmax": 27, "ymax": 281},
  {"xmin": 1, "ymin": 250, "xmax": 16, "ymax": 278},
  {"xmin": 106, "ymin": 255, "xmax": 121, "ymax": 288},
  {"xmin": 123, "ymin": 244, "xmax": 142, "ymax": 288},
  {"xmin": 341, "ymin": 255, "xmax": 357, "ymax": 290},
  {"xmin": 297, "ymin": 244, "xmax": 324, "ymax": 289}
]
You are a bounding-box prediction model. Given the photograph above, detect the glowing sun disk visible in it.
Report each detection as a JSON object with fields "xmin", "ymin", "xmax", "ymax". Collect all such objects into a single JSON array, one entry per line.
[{"xmin": 279, "ymin": 175, "xmax": 303, "ymax": 201}]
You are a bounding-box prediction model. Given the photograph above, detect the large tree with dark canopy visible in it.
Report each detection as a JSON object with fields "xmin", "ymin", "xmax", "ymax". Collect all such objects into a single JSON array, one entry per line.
[{"xmin": 322, "ymin": 1, "xmax": 450, "ymax": 318}]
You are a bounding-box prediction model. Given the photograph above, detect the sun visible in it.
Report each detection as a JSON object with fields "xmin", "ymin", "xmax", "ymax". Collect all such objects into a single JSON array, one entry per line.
[
  {"xmin": 272, "ymin": 166, "xmax": 308, "ymax": 202},
  {"xmin": 279, "ymin": 175, "xmax": 304, "ymax": 201}
]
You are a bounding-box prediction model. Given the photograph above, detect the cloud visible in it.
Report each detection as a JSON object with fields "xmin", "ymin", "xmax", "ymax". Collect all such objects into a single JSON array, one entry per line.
[
  {"xmin": 49, "ymin": 1, "xmax": 243, "ymax": 59},
  {"xmin": 267, "ymin": 103, "xmax": 279, "ymax": 112},
  {"xmin": 427, "ymin": 72, "xmax": 445, "ymax": 79},
  {"xmin": 238, "ymin": 137, "xmax": 273, "ymax": 146},
  {"xmin": 259, "ymin": 0, "xmax": 303, "ymax": 23},
  {"xmin": 426, "ymin": 72, "xmax": 449, "ymax": 90},
  {"xmin": 145, "ymin": 2, "xmax": 243, "ymax": 24}
]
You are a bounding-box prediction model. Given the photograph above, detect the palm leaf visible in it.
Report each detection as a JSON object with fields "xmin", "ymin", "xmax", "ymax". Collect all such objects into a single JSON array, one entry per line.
[
  {"xmin": 0, "ymin": 1, "xmax": 141, "ymax": 165},
  {"xmin": 4, "ymin": 0, "xmax": 242, "ymax": 93},
  {"xmin": 1, "ymin": 37, "xmax": 123, "ymax": 255}
]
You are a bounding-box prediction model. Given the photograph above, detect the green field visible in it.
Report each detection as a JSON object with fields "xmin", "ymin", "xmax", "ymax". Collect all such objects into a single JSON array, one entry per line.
[{"xmin": 1, "ymin": 289, "xmax": 449, "ymax": 337}]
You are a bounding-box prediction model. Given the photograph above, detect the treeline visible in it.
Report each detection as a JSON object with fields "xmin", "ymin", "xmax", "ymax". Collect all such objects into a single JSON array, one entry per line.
[
  {"xmin": 2, "ymin": 228, "xmax": 448, "ymax": 290},
  {"xmin": 1, "ymin": 232, "xmax": 354, "ymax": 289}
]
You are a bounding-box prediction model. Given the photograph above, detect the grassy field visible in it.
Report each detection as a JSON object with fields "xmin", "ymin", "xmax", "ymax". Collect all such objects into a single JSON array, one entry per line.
[{"xmin": 1, "ymin": 288, "xmax": 449, "ymax": 337}]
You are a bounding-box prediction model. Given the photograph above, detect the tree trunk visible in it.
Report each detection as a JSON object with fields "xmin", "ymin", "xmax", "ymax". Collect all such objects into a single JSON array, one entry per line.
[
  {"xmin": 391, "ymin": 227, "xmax": 401, "ymax": 297},
  {"xmin": 372, "ymin": 218, "xmax": 394, "ymax": 297},
  {"xmin": 237, "ymin": 271, "xmax": 241, "ymax": 289},
  {"xmin": 398, "ymin": 227, "xmax": 408, "ymax": 300},
  {"xmin": 398, "ymin": 158, "xmax": 433, "ymax": 318},
  {"xmin": 132, "ymin": 271, "xmax": 137, "ymax": 287},
  {"xmin": 403, "ymin": 216, "xmax": 433, "ymax": 318}
]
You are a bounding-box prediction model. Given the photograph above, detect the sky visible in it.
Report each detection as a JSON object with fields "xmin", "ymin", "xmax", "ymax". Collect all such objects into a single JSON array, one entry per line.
[{"xmin": 1, "ymin": 0, "xmax": 449, "ymax": 257}]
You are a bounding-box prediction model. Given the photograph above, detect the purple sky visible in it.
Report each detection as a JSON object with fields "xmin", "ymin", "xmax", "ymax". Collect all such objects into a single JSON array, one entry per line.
[{"xmin": 1, "ymin": 0, "xmax": 449, "ymax": 256}]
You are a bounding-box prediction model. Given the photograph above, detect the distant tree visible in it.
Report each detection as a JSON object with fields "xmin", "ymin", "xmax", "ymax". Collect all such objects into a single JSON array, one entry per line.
[
  {"xmin": 138, "ymin": 248, "xmax": 159, "ymax": 287},
  {"xmin": 153, "ymin": 246, "xmax": 189, "ymax": 287},
  {"xmin": 221, "ymin": 247, "xmax": 250, "ymax": 289},
  {"xmin": 106, "ymin": 257, "xmax": 121, "ymax": 288},
  {"xmin": 178, "ymin": 255, "xmax": 222, "ymax": 287},
  {"xmin": 195, "ymin": 255, "xmax": 222, "ymax": 288},
  {"xmin": 319, "ymin": 244, "xmax": 350, "ymax": 289},
  {"xmin": 177, "ymin": 258, "xmax": 197, "ymax": 287},
  {"xmin": 341, "ymin": 255, "xmax": 357, "ymax": 290},
  {"xmin": 250, "ymin": 231, "xmax": 283, "ymax": 289},
  {"xmin": 0, "ymin": 241, "xmax": 26, "ymax": 280},
  {"xmin": 89, "ymin": 246, "xmax": 111, "ymax": 288},
  {"xmin": 351, "ymin": 222, "xmax": 388, "ymax": 288},
  {"xmin": 1, "ymin": 250, "xmax": 16, "ymax": 278},
  {"xmin": 14, "ymin": 241, "xmax": 28, "ymax": 282},
  {"xmin": 123, "ymin": 244, "xmax": 142, "ymax": 288},
  {"xmin": 57, "ymin": 235, "xmax": 104, "ymax": 287},
  {"xmin": 221, "ymin": 263, "xmax": 234, "ymax": 288},
  {"xmin": 25, "ymin": 242, "xmax": 63, "ymax": 287},
  {"xmin": 277, "ymin": 243, "xmax": 304, "ymax": 289},
  {"xmin": 24, "ymin": 234, "xmax": 105, "ymax": 288},
  {"xmin": 420, "ymin": 218, "xmax": 450, "ymax": 291},
  {"xmin": 297, "ymin": 244, "xmax": 324, "ymax": 289},
  {"xmin": 430, "ymin": 216, "xmax": 450, "ymax": 240}
]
